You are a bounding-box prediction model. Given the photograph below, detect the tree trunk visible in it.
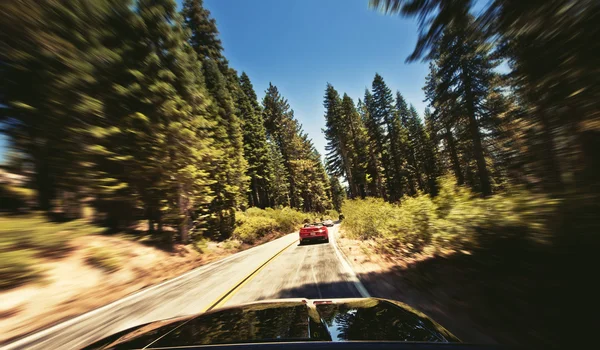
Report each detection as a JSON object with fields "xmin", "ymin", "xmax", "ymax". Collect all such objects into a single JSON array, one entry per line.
[
  {"xmin": 157, "ymin": 210, "xmax": 163, "ymax": 234},
  {"xmin": 462, "ymin": 70, "xmax": 491, "ymax": 196},
  {"xmin": 179, "ymin": 184, "xmax": 189, "ymax": 244},
  {"xmin": 148, "ymin": 218, "xmax": 154, "ymax": 234},
  {"xmin": 539, "ymin": 110, "xmax": 563, "ymax": 193},
  {"xmin": 34, "ymin": 154, "xmax": 53, "ymax": 212},
  {"xmin": 250, "ymin": 177, "xmax": 260, "ymax": 208},
  {"xmin": 445, "ymin": 125, "xmax": 464, "ymax": 185}
]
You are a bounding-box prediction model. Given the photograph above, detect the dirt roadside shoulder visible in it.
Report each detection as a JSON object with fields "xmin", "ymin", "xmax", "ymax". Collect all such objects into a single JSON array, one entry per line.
[
  {"xmin": 0, "ymin": 231, "xmax": 289, "ymax": 345},
  {"xmin": 336, "ymin": 230, "xmax": 498, "ymax": 345}
]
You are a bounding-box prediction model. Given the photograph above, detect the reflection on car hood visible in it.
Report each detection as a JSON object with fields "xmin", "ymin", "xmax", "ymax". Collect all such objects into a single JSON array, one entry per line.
[{"xmin": 83, "ymin": 298, "xmax": 459, "ymax": 349}]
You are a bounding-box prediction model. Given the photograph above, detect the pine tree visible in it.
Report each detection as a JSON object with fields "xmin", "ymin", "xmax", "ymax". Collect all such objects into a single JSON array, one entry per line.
[
  {"xmin": 424, "ymin": 61, "xmax": 465, "ymax": 186},
  {"xmin": 340, "ymin": 94, "xmax": 370, "ymax": 198},
  {"xmin": 371, "ymin": 73, "xmax": 405, "ymax": 201},
  {"xmin": 182, "ymin": 0, "xmax": 248, "ymax": 236},
  {"xmin": 422, "ymin": 108, "xmax": 440, "ymax": 195},
  {"xmin": 202, "ymin": 59, "xmax": 248, "ymax": 237},
  {"xmin": 329, "ymin": 176, "xmax": 346, "ymax": 212},
  {"xmin": 408, "ymin": 104, "xmax": 427, "ymax": 190},
  {"xmin": 358, "ymin": 94, "xmax": 385, "ymax": 198},
  {"xmin": 433, "ymin": 17, "xmax": 495, "ymax": 195},
  {"xmin": 0, "ymin": 0, "xmax": 132, "ymax": 213},
  {"xmin": 237, "ymin": 72, "xmax": 270, "ymax": 208},
  {"xmin": 395, "ymin": 92, "xmax": 417, "ymax": 195},
  {"xmin": 182, "ymin": 0, "xmax": 224, "ymax": 63},
  {"xmin": 110, "ymin": 0, "xmax": 217, "ymax": 241},
  {"xmin": 265, "ymin": 141, "xmax": 290, "ymax": 207},
  {"xmin": 322, "ymin": 84, "xmax": 352, "ymax": 188},
  {"xmin": 263, "ymin": 83, "xmax": 297, "ymax": 206},
  {"xmin": 263, "ymin": 83, "xmax": 330, "ymax": 212}
]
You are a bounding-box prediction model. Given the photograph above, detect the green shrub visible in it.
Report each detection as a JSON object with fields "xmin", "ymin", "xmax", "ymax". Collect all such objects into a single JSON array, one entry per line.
[
  {"xmin": 342, "ymin": 176, "xmax": 557, "ymax": 256},
  {"xmin": 0, "ymin": 184, "xmax": 35, "ymax": 212},
  {"xmin": 0, "ymin": 214, "xmax": 106, "ymax": 289},
  {"xmin": 0, "ymin": 249, "xmax": 44, "ymax": 289},
  {"xmin": 0, "ymin": 215, "xmax": 103, "ymax": 256},
  {"xmin": 324, "ymin": 209, "xmax": 339, "ymax": 220},
  {"xmin": 233, "ymin": 214, "xmax": 277, "ymax": 243},
  {"xmin": 232, "ymin": 207, "xmax": 313, "ymax": 244},
  {"xmin": 222, "ymin": 239, "xmax": 242, "ymax": 250},
  {"xmin": 265, "ymin": 207, "xmax": 309, "ymax": 233},
  {"xmin": 85, "ymin": 247, "xmax": 121, "ymax": 272},
  {"xmin": 233, "ymin": 213, "xmax": 276, "ymax": 243}
]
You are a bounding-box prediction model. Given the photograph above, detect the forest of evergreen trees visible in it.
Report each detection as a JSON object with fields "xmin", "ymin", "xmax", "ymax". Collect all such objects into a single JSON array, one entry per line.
[
  {"xmin": 323, "ymin": 0, "xmax": 599, "ymax": 214},
  {"xmin": 1, "ymin": 0, "xmax": 598, "ymax": 246},
  {"xmin": 0, "ymin": 0, "xmax": 334, "ymax": 242}
]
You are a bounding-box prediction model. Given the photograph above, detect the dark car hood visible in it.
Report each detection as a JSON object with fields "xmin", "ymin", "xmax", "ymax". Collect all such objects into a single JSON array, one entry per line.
[{"xmin": 83, "ymin": 298, "xmax": 458, "ymax": 349}]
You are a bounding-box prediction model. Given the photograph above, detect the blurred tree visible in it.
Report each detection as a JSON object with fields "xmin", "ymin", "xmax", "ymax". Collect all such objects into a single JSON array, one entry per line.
[
  {"xmin": 426, "ymin": 17, "xmax": 496, "ymax": 195},
  {"xmin": 422, "ymin": 108, "xmax": 441, "ymax": 195},
  {"xmin": 182, "ymin": 0, "xmax": 224, "ymax": 64},
  {"xmin": 107, "ymin": 0, "xmax": 216, "ymax": 242},
  {"xmin": 265, "ymin": 141, "xmax": 290, "ymax": 207},
  {"xmin": 424, "ymin": 62, "xmax": 465, "ymax": 186},
  {"xmin": 361, "ymin": 90, "xmax": 386, "ymax": 198},
  {"xmin": 182, "ymin": 0, "xmax": 248, "ymax": 238},
  {"xmin": 0, "ymin": 0, "xmax": 132, "ymax": 213},
  {"xmin": 323, "ymin": 84, "xmax": 362, "ymax": 199},
  {"xmin": 263, "ymin": 84, "xmax": 331, "ymax": 212},
  {"xmin": 329, "ymin": 175, "xmax": 346, "ymax": 212},
  {"xmin": 369, "ymin": 0, "xmax": 472, "ymax": 62},
  {"xmin": 237, "ymin": 72, "xmax": 271, "ymax": 208},
  {"xmin": 371, "ymin": 0, "xmax": 600, "ymax": 197},
  {"xmin": 395, "ymin": 93, "xmax": 417, "ymax": 195},
  {"xmin": 372, "ymin": 74, "xmax": 406, "ymax": 202},
  {"xmin": 407, "ymin": 103, "xmax": 437, "ymax": 195},
  {"xmin": 202, "ymin": 60, "xmax": 248, "ymax": 238},
  {"xmin": 482, "ymin": 0, "xmax": 600, "ymax": 194},
  {"xmin": 340, "ymin": 94, "xmax": 370, "ymax": 198}
]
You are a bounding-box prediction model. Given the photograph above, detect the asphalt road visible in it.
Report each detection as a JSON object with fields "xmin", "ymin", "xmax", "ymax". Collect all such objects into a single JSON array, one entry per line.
[{"xmin": 3, "ymin": 224, "xmax": 367, "ymax": 350}]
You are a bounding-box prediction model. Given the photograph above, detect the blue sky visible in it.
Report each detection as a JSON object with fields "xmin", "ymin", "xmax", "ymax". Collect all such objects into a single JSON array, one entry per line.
[
  {"xmin": 196, "ymin": 0, "xmax": 427, "ymax": 157},
  {"xmin": 0, "ymin": 0, "xmax": 427, "ymax": 163}
]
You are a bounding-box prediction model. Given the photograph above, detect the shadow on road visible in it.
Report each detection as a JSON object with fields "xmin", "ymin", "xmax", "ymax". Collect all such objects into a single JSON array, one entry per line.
[
  {"xmin": 270, "ymin": 281, "xmax": 362, "ymax": 301},
  {"xmin": 297, "ymin": 240, "xmax": 329, "ymax": 247},
  {"xmin": 329, "ymin": 235, "xmax": 591, "ymax": 347},
  {"xmin": 267, "ymin": 232, "xmax": 591, "ymax": 347}
]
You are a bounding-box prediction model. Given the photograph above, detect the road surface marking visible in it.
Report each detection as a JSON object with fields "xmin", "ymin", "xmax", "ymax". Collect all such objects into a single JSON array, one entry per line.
[
  {"xmin": 330, "ymin": 227, "xmax": 370, "ymax": 298},
  {"xmin": 203, "ymin": 239, "xmax": 298, "ymax": 311},
  {"xmin": 143, "ymin": 238, "xmax": 298, "ymax": 349},
  {"xmin": 3, "ymin": 233, "xmax": 297, "ymax": 350}
]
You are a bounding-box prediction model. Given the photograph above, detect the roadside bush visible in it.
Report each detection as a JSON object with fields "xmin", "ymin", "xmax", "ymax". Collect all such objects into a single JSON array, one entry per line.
[
  {"xmin": 0, "ymin": 250, "xmax": 44, "ymax": 290},
  {"xmin": 0, "ymin": 215, "xmax": 103, "ymax": 257},
  {"xmin": 342, "ymin": 176, "xmax": 557, "ymax": 256},
  {"xmin": 264, "ymin": 207, "xmax": 309, "ymax": 233},
  {"xmin": 233, "ymin": 207, "xmax": 313, "ymax": 244},
  {"xmin": 0, "ymin": 184, "xmax": 34, "ymax": 212},
  {"xmin": 0, "ymin": 214, "xmax": 106, "ymax": 289},
  {"xmin": 85, "ymin": 247, "xmax": 121, "ymax": 273},
  {"xmin": 324, "ymin": 209, "xmax": 339, "ymax": 220},
  {"xmin": 222, "ymin": 239, "xmax": 242, "ymax": 250},
  {"xmin": 233, "ymin": 214, "xmax": 277, "ymax": 243}
]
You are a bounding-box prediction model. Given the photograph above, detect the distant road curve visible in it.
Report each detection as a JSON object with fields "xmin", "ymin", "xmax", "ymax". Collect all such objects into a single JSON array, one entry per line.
[{"xmin": 3, "ymin": 224, "xmax": 367, "ymax": 350}]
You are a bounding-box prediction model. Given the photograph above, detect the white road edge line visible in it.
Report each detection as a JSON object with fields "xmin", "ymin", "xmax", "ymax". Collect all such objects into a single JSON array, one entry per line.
[
  {"xmin": 3, "ymin": 232, "xmax": 297, "ymax": 349},
  {"xmin": 330, "ymin": 226, "xmax": 370, "ymax": 298}
]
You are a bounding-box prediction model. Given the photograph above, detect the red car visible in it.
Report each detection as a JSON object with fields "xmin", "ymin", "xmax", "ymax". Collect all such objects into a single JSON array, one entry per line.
[{"xmin": 299, "ymin": 223, "xmax": 329, "ymax": 244}]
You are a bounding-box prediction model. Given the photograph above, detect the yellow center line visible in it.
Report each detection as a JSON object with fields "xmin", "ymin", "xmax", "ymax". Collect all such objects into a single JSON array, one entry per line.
[{"xmin": 201, "ymin": 238, "xmax": 298, "ymax": 312}]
